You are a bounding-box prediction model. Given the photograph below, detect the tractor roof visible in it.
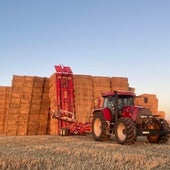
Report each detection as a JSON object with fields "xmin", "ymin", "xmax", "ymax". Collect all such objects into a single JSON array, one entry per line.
[{"xmin": 102, "ymin": 90, "xmax": 135, "ymax": 97}]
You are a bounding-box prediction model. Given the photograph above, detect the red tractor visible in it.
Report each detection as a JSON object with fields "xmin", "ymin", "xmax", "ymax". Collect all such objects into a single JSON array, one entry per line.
[{"xmin": 92, "ymin": 90, "xmax": 170, "ymax": 145}]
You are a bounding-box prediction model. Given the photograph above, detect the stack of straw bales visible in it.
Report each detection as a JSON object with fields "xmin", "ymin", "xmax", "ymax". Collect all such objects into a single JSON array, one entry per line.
[
  {"xmin": 0, "ymin": 86, "xmax": 10, "ymax": 135},
  {"xmin": 157, "ymin": 111, "xmax": 165, "ymax": 118},
  {"xmin": 111, "ymin": 77, "xmax": 129, "ymax": 91},
  {"xmin": 0, "ymin": 71, "xmax": 166, "ymax": 136},
  {"xmin": 134, "ymin": 94, "xmax": 158, "ymax": 114},
  {"xmin": 48, "ymin": 73, "xmax": 58, "ymax": 135},
  {"xmin": 27, "ymin": 77, "xmax": 50, "ymax": 135},
  {"xmin": 4, "ymin": 75, "xmax": 50, "ymax": 136},
  {"xmin": 92, "ymin": 76, "xmax": 110, "ymax": 109},
  {"xmin": 74, "ymin": 75, "xmax": 93, "ymax": 123},
  {"xmin": 92, "ymin": 76, "xmax": 111, "ymax": 98},
  {"xmin": 6, "ymin": 75, "xmax": 28, "ymax": 136}
]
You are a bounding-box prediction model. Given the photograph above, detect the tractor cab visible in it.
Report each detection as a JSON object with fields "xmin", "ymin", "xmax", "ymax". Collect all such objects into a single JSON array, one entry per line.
[{"xmin": 102, "ymin": 91, "xmax": 135, "ymax": 118}]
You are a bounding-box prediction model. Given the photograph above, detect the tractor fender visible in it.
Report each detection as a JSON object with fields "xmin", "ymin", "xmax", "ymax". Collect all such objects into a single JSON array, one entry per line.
[{"xmin": 93, "ymin": 108, "xmax": 112, "ymax": 121}]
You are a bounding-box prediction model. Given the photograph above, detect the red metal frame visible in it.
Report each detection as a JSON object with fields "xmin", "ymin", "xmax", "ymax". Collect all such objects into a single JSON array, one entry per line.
[
  {"xmin": 55, "ymin": 65, "xmax": 74, "ymax": 113},
  {"xmin": 54, "ymin": 65, "xmax": 91, "ymax": 135},
  {"xmin": 55, "ymin": 65, "xmax": 75, "ymax": 134}
]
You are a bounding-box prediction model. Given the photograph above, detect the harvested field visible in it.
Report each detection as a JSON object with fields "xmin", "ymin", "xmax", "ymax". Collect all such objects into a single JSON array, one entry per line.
[{"xmin": 0, "ymin": 134, "xmax": 170, "ymax": 170}]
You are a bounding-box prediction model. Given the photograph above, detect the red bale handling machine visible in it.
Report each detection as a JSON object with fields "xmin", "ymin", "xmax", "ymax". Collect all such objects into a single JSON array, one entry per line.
[{"xmin": 52, "ymin": 65, "xmax": 91, "ymax": 135}]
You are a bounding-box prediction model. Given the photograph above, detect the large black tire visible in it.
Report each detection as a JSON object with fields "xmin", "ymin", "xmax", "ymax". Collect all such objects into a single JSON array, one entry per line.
[
  {"xmin": 115, "ymin": 117, "xmax": 136, "ymax": 145},
  {"xmin": 147, "ymin": 135, "xmax": 159, "ymax": 143},
  {"xmin": 147, "ymin": 119, "xmax": 170, "ymax": 143},
  {"xmin": 147, "ymin": 120, "xmax": 159, "ymax": 143},
  {"xmin": 92, "ymin": 112, "xmax": 110, "ymax": 141}
]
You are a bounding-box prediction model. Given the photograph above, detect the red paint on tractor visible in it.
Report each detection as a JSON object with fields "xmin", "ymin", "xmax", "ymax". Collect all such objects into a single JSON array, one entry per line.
[
  {"xmin": 102, "ymin": 108, "xmax": 112, "ymax": 121},
  {"xmin": 122, "ymin": 106, "xmax": 139, "ymax": 121}
]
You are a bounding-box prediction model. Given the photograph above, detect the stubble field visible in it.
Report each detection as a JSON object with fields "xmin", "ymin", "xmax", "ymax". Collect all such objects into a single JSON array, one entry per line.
[{"xmin": 0, "ymin": 134, "xmax": 170, "ymax": 170}]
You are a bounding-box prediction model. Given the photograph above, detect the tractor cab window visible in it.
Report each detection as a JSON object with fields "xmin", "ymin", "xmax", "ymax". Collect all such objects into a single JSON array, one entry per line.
[
  {"xmin": 103, "ymin": 96, "xmax": 115, "ymax": 114},
  {"xmin": 118, "ymin": 96, "xmax": 134, "ymax": 110},
  {"xmin": 103, "ymin": 96, "xmax": 115, "ymax": 108}
]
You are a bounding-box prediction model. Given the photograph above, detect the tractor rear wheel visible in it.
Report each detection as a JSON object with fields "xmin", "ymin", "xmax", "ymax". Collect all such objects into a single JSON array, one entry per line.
[
  {"xmin": 92, "ymin": 112, "xmax": 110, "ymax": 141},
  {"xmin": 159, "ymin": 120, "xmax": 170, "ymax": 143},
  {"xmin": 115, "ymin": 117, "xmax": 136, "ymax": 145}
]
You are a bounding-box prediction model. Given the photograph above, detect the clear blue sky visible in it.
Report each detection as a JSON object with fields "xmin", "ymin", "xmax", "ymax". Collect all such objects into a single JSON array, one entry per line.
[{"xmin": 0, "ymin": 1, "xmax": 170, "ymax": 119}]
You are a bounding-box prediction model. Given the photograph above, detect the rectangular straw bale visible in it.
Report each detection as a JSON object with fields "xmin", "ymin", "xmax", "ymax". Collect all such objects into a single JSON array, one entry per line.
[
  {"xmin": 0, "ymin": 87, "xmax": 11, "ymax": 114},
  {"xmin": 23, "ymin": 76, "xmax": 34, "ymax": 87},
  {"xmin": 12, "ymin": 75, "xmax": 24, "ymax": 87},
  {"xmin": 10, "ymin": 91, "xmax": 21, "ymax": 98},
  {"xmin": 74, "ymin": 87, "xmax": 93, "ymax": 100},
  {"xmin": 156, "ymin": 111, "xmax": 165, "ymax": 118},
  {"xmin": 17, "ymin": 124, "xmax": 27, "ymax": 136},
  {"xmin": 0, "ymin": 100, "xmax": 6, "ymax": 107},
  {"xmin": 0, "ymin": 86, "xmax": 7, "ymax": 92},
  {"xmin": 22, "ymin": 87, "xmax": 33, "ymax": 94},
  {"xmin": 111, "ymin": 77, "xmax": 129, "ymax": 91},
  {"xmin": 29, "ymin": 108, "xmax": 40, "ymax": 115},
  {"xmin": 10, "ymin": 97, "xmax": 21, "ymax": 105},
  {"xmin": 33, "ymin": 76, "xmax": 44, "ymax": 88},
  {"xmin": 18, "ymin": 114, "xmax": 29, "ymax": 124},
  {"xmin": 134, "ymin": 94, "xmax": 158, "ymax": 114},
  {"xmin": 20, "ymin": 97, "xmax": 32, "ymax": 104},
  {"xmin": 37, "ymin": 125, "xmax": 47, "ymax": 135},
  {"xmin": 75, "ymin": 106, "xmax": 92, "ymax": 116},
  {"xmin": 31, "ymin": 99, "xmax": 42, "ymax": 105},
  {"xmin": 0, "ymin": 122, "xmax": 5, "ymax": 135},
  {"xmin": 49, "ymin": 74, "xmax": 58, "ymax": 112},
  {"xmin": 28, "ymin": 114, "xmax": 39, "ymax": 124},
  {"xmin": 27, "ymin": 124, "xmax": 38, "ymax": 135},
  {"xmin": 6, "ymin": 114, "xmax": 19, "ymax": 125},
  {"xmin": 0, "ymin": 112, "xmax": 4, "ymax": 121},
  {"xmin": 49, "ymin": 119, "xmax": 58, "ymax": 135},
  {"xmin": 92, "ymin": 76, "xmax": 111, "ymax": 87},
  {"xmin": 5, "ymin": 124, "xmax": 17, "ymax": 136},
  {"xmin": 44, "ymin": 77, "xmax": 50, "ymax": 86},
  {"xmin": 38, "ymin": 114, "xmax": 48, "ymax": 124},
  {"xmin": 9, "ymin": 103, "xmax": 20, "ymax": 109},
  {"xmin": 24, "ymin": 75, "xmax": 34, "ymax": 81},
  {"xmin": 12, "ymin": 75, "xmax": 24, "ymax": 82},
  {"xmin": 0, "ymin": 87, "xmax": 7, "ymax": 100},
  {"xmin": 8, "ymin": 107, "xmax": 20, "ymax": 114},
  {"xmin": 20, "ymin": 103, "xmax": 30, "ymax": 111},
  {"xmin": 49, "ymin": 73, "xmax": 56, "ymax": 87},
  {"xmin": 73, "ymin": 75, "xmax": 93, "ymax": 87},
  {"xmin": 32, "ymin": 88, "xmax": 43, "ymax": 98},
  {"xmin": 93, "ymin": 87, "xmax": 111, "ymax": 98},
  {"xmin": 75, "ymin": 100, "xmax": 92, "ymax": 123}
]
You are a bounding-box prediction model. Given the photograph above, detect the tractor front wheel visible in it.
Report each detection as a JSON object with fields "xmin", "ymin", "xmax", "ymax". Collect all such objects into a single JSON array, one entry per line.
[
  {"xmin": 115, "ymin": 117, "xmax": 136, "ymax": 145},
  {"xmin": 92, "ymin": 112, "xmax": 110, "ymax": 141}
]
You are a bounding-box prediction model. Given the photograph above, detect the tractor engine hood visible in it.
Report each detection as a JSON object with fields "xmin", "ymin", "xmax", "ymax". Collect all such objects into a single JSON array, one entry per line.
[{"xmin": 122, "ymin": 106, "xmax": 140, "ymax": 121}]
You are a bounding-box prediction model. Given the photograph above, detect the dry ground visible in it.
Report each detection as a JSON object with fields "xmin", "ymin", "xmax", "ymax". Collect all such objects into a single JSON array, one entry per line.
[{"xmin": 0, "ymin": 134, "xmax": 170, "ymax": 170}]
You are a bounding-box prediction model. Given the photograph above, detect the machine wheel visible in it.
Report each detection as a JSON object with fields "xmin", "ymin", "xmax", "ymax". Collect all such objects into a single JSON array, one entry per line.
[
  {"xmin": 147, "ymin": 135, "xmax": 159, "ymax": 143},
  {"xmin": 158, "ymin": 119, "xmax": 169, "ymax": 143},
  {"xmin": 115, "ymin": 117, "xmax": 136, "ymax": 145},
  {"xmin": 147, "ymin": 119, "xmax": 170, "ymax": 143},
  {"xmin": 92, "ymin": 112, "xmax": 110, "ymax": 141}
]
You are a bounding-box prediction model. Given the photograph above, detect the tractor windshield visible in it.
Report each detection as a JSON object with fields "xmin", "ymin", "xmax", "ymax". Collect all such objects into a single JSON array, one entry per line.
[{"xmin": 118, "ymin": 95, "xmax": 134, "ymax": 109}]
